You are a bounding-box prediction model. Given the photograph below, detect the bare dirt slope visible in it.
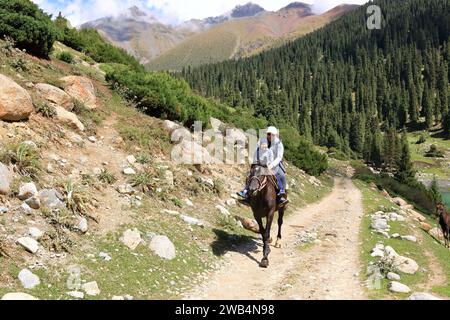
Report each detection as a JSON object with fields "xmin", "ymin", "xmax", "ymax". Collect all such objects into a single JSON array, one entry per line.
[{"xmin": 184, "ymin": 177, "xmax": 367, "ymax": 300}]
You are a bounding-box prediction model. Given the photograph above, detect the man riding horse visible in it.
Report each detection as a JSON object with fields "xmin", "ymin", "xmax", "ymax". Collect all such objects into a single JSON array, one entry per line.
[{"xmin": 238, "ymin": 126, "xmax": 289, "ymax": 207}]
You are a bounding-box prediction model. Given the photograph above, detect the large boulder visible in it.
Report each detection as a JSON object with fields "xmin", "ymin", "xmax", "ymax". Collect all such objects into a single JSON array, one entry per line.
[
  {"xmin": 210, "ymin": 117, "xmax": 223, "ymax": 132},
  {"xmin": 149, "ymin": 235, "xmax": 176, "ymax": 260},
  {"xmin": 171, "ymin": 139, "xmax": 213, "ymax": 165},
  {"xmin": 34, "ymin": 83, "xmax": 74, "ymax": 111},
  {"xmin": 384, "ymin": 246, "xmax": 419, "ymax": 275},
  {"xmin": 54, "ymin": 105, "xmax": 84, "ymax": 132},
  {"xmin": 0, "ymin": 163, "xmax": 12, "ymax": 195},
  {"xmin": 163, "ymin": 120, "xmax": 181, "ymax": 134},
  {"xmin": 0, "ymin": 74, "xmax": 34, "ymax": 121},
  {"xmin": 60, "ymin": 76, "xmax": 96, "ymax": 109},
  {"xmin": 225, "ymin": 128, "xmax": 247, "ymax": 145}
]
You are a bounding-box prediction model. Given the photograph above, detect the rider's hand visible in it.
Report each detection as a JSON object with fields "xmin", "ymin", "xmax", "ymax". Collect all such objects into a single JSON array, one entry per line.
[{"xmin": 267, "ymin": 163, "xmax": 273, "ymax": 170}]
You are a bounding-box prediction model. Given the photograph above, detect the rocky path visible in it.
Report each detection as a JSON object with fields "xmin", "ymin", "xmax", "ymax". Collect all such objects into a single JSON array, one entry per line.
[{"xmin": 184, "ymin": 178, "xmax": 367, "ymax": 300}]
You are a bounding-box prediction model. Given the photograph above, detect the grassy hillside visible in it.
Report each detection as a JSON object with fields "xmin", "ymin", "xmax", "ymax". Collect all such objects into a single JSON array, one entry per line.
[
  {"xmin": 146, "ymin": 28, "xmax": 238, "ymax": 72},
  {"xmin": 356, "ymin": 180, "xmax": 450, "ymax": 299}
]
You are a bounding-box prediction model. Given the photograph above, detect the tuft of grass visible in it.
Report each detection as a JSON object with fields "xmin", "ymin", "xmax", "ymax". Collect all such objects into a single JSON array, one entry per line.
[
  {"xmin": 130, "ymin": 171, "xmax": 152, "ymax": 191},
  {"xmin": 98, "ymin": 169, "xmax": 117, "ymax": 185},
  {"xmin": 136, "ymin": 152, "xmax": 152, "ymax": 165},
  {"xmin": 35, "ymin": 101, "xmax": 57, "ymax": 118},
  {"xmin": 58, "ymin": 179, "xmax": 90, "ymax": 216},
  {"xmin": 0, "ymin": 143, "xmax": 41, "ymax": 178},
  {"xmin": 72, "ymin": 99, "xmax": 105, "ymax": 133}
]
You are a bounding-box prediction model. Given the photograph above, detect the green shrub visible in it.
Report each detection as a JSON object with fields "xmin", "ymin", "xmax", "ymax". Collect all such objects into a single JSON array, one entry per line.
[
  {"xmin": 0, "ymin": 0, "xmax": 57, "ymax": 57},
  {"xmin": 289, "ymin": 137, "xmax": 328, "ymax": 176},
  {"xmin": 327, "ymin": 147, "xmax": 349, "ymax": 161},
  {"xmin": 416, "ymin": 134, "xmax": 427, "ymax": 144},
  {"xmin": 57, "ymin": 51, "xmax": 74, "ymax": 64},
  {"xmin": 354, "ymin": 167, "xmax": 437, "ymax": 215},
  {"xmin": 10, "ymin": 56, "xmax": 28, "ymax": 71},
  {"xmin": 425, "ymin": 145, "xmax": 444, "ymax": 158},
  {"xmin": 53, "ymin": 14, "xmax": 141, "ymax": 69}
]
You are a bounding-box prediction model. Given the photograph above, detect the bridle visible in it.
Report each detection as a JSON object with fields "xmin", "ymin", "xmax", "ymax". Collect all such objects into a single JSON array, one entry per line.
[{"xmin": 249, "ymin": 174, "xmax": 269, "ymax": 196}]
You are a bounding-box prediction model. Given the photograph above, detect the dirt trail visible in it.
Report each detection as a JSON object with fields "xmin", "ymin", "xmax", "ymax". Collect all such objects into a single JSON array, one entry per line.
[{"xmin": 184, "ymin": 177, "xmax": 367, "ymax": 300}]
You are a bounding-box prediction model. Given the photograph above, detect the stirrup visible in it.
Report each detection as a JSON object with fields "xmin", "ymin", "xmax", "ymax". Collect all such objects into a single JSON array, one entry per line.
[{"xmin": 278, "ymin": 197, "xmax": 289, "ymax": 207}]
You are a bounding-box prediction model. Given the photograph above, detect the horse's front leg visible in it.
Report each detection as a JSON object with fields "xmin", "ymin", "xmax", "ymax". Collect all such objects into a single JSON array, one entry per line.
[
  {"xmin": 275, "ymin": 208, "xmax": 285, "ymax": 249},
  {"xmin": 260, "ymin": 210, "xmax": 275, "ymax": 268}
]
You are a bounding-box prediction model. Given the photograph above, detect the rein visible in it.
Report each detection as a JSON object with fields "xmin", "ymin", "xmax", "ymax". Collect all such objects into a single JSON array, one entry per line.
[{"xmin": 249, "ymin": 172, "xmax": 278, "ymax": 196}]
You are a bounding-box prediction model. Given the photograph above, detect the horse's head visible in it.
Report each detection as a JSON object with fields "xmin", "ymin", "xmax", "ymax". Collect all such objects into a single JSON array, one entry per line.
[
  {"xmin": 248, "ymin": 164, "xmax": 269, "ymax": 197},
  {"xmin": 436, "ymin": 202, "xmax": 446, "ymax": 216}
]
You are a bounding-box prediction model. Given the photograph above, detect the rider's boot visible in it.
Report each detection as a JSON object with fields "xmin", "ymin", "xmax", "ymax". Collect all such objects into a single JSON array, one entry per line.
[
  {"xmin": 237, "ymin": 189, "xmax": 250, "ymax": 206},
  {"xmin": 277, "ymin": 190, "xmax": 289, "ymax": 207}
]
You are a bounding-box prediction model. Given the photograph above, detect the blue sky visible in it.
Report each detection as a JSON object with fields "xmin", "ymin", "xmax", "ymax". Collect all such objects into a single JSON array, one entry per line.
[{"xmin": 32, "ymin": 0, "xmax": 368, "ymax": 26}]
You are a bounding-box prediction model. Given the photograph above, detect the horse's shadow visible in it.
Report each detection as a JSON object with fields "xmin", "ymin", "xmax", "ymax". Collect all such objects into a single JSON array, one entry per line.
[{"xmin": 210, "ymin": 229, "xmax": 262, "ymax": 265}]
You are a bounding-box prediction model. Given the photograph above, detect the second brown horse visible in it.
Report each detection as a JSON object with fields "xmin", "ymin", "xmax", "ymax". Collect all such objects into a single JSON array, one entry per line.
[{"xmin": 436, "ymin": 202, "xmax": 450, "ymax": 248}]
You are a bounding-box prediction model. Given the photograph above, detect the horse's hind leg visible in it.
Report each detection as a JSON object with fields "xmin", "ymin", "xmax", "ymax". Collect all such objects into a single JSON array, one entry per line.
[{"xmin": 275, "ymin": 208, "xmax": 285, "ymax": 249}]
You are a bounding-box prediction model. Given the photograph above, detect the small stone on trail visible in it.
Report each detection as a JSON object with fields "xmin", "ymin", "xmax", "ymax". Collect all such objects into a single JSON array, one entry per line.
[{"xmin": 123, "ymin": 167, "xmax": 136, "ymax": 175}]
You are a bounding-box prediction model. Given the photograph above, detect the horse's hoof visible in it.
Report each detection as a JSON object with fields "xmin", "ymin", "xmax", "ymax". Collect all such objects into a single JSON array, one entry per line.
[
  {"xmin": 275, "ymin": 239, "xmax": 282, "ymax": 249},
  {"xmin": 260, "ymin": 259, "xmax": 269, "ymax": 268}
]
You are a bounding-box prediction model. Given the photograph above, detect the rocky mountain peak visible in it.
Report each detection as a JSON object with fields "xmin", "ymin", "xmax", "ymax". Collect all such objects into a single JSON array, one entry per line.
[{"xmin": 231, "ymin": 2, "xmax": 266, "ymax": 18}]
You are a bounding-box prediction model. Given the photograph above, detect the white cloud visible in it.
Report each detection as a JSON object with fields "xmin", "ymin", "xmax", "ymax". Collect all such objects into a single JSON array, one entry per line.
[{"xmin": 32, "ymin": 0, "xmax": 369, "ymax": 26}]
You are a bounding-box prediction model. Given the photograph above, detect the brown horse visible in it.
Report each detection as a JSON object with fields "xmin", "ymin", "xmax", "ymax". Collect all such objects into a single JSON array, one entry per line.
[
  {"xmin": 247, "ymin": 164, "xmax": 286, "ymax": 268},
  {"xmin": 436, "ymin": 202, "xmax": 450, "ymax": 248}
]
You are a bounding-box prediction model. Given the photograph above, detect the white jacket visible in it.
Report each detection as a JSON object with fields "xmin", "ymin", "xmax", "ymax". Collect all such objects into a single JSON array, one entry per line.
[{"xmin": 253, "ymin": 137, "xmax": 286, "ymax": 174}]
